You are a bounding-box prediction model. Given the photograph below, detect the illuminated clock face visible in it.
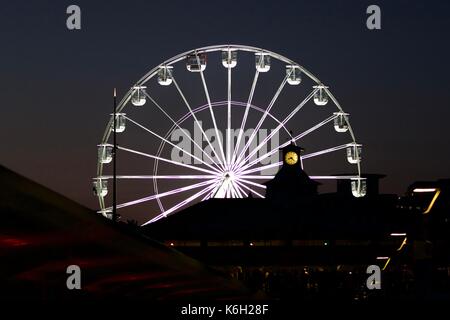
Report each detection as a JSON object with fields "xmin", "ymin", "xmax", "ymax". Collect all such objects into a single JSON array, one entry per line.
[{"xmin": 285, "ymin": 151, "xmax": 298, "ymax": 165}]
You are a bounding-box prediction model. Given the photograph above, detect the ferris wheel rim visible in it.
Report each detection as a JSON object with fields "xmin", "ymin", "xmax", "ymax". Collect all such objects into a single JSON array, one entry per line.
[{"xmin": 95, "ymin": 44, "xmax": 364, "ymax": 220}]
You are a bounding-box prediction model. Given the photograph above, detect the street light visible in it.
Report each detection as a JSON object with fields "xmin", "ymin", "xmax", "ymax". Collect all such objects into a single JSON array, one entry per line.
[{"xmin": 112, "ymin": 88, "xmax": 118, "ymax": 222}]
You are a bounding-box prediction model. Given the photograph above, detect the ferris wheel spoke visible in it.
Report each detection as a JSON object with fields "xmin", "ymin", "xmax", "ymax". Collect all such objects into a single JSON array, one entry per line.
[
  {"xmin": 142, "ymin": 181, "xmax": 219, "ymax": 226},
  {"xmin": 234, "ymin": 88, "xmax": 319, "ymax": 171},
  {"xmin": 144, "ymin": 215, "xmax": 165, "ymax": 224},
  {"xmin": 301, "ymin": 143, "xmax": 354, "ymax": 160},
  {"xmin": 125, "ymin": 116, "xmax": 222, "ymax": 174},
  {"xmin": 195, "ymin": 53, "xmax": 228, "ymax": 169},
  {"xmin": 309, "ymin": 175, "xmax": 360, "ymax": 180},
  {"xmin": 231, "ymin": 70, "xmax": 260, "ymax": 166},
  {"xmin": 236, "ymin": 114, "xmax": 338, "ymax": 174},
  {"xmin": 202, "ymin": 186, "xmax": 217, "ymax": 201},
  {"xmin": 170, "ymin": 72, "xmax": 227, "ymax": 171},
  {"xmin": 103, "ymin": 179, "xmax": 218, "ymax": 212},
  {"xmin": 201, "ymin": 190, "xmax": 213, "ymax": 201},
  {"xmin": 239, "ymin": 161, "xmax": 282, "ymax": 176},
  {"xmin": 237, "ymin": 144, "xmax": 353, "ymax": 176},
  {"xmin": 234, "ymin": 179, "xmax": 265, "ymax": 198},
  {"xmin": 232, "ymin": 71, "xmax": 292, "ymax": 171},
  {"xmin": 293, "ymin": 114, "xmax": 339, "ymax": 140},
  {"xmin": 235, "ymin": 175, "xmax": 274, "ymax": 180},
  {"xmin": 142, "ymin": 91, "xmax": 223, "ymax": 172},
  {"xmin": 235, "ymin": 177, "xmax": 267, "ymax": 189},
  {"xmin": 201, "ymin": 178, "xmax": 223, "ymax": 200},
  {"xmin": 99, "ymin": 175, "xmax": 216, "ymax": 180},
  {"xmin": 116, "ymin": 145, "xmax": 219, "ymax": 175}
]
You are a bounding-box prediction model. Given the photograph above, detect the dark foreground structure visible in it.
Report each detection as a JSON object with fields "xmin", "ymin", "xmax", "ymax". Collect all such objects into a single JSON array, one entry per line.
[
  {"xmin": 0, "ymin": 165, "xmax": 254, "ymax": 300},
  {"xmin": 144, "ymin": 145, "xmax": 450, "ymax": 301},
  {"xmin": 2, "ymin": 151, "xmax": 449, "ymax": 301}
]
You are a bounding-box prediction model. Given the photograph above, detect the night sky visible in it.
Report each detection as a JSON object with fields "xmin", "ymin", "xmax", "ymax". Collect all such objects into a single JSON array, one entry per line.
[{"xmin": 1, "ymin": 0, "xmax": 450, "ymax": 214}]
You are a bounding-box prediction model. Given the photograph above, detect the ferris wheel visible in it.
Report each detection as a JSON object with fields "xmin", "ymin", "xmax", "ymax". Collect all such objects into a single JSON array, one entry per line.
[{"xmin": 93, "ymin": 45, "xmax": 366, "ymax": 226}]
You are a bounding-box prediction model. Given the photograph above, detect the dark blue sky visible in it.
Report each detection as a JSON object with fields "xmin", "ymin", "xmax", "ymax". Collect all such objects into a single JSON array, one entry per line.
[{"xmin": 1, "ymin": 0, "xmax": 449, "ymax": 210}]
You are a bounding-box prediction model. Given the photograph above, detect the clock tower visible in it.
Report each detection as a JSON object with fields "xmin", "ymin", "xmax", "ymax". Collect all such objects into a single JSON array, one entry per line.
[
  {"xmin": 265, "ymin": 142, "xmax": 318, "ymax": 208},
  {"xmin": 282, "ymin": 143, "xmax": 302, "ymax": 167}
]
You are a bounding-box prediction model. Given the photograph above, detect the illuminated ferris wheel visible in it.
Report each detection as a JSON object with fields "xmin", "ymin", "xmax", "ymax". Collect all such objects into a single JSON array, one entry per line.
[{"xmin": 93, "ymin": 45, "xmax": 366, "ymax": 226}]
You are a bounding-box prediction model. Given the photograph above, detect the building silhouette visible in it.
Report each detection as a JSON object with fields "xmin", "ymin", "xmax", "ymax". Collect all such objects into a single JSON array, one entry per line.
[{"xmin": 144, "ymin": 144, "xmax": 450, "ymax": 299}]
